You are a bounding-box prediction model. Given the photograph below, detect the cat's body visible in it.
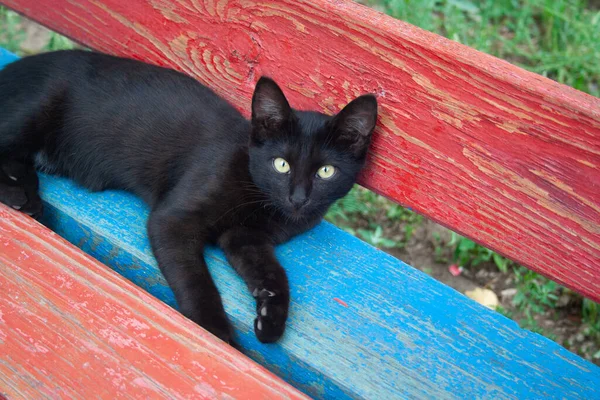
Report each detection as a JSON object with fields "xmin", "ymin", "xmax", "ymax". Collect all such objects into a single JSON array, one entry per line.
[{"xmin": 0, "ymin": 50, "xmax": 377, "ymax": 344}]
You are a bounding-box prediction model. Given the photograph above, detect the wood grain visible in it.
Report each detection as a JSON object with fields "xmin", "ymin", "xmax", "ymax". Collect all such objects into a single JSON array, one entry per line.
[
  {"xmin": 0, "ymin": 205, "xmax": 308, "ymax": 400},
  {"xmin": 2, "ymin": 1, "xmax": 600, "ymax": 297}
]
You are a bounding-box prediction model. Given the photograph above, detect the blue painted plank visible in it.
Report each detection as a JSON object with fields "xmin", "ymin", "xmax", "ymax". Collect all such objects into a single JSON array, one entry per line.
[{"xmin": 2, "ymin": 49, "xmax": 600, "ymax": 399}]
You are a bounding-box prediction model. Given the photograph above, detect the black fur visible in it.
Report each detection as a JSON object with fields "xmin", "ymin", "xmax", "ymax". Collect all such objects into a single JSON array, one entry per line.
[{"xmin": 0, "ymin": 50, "xmax": 378, "ymax": 344}]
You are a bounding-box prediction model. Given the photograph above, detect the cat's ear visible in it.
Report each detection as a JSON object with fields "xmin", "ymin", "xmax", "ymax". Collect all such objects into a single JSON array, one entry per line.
[
  {"xmin": 331, "ymin": 94, "xmax": 378, "ymax": 157},
  {"xmin": 251, "ymin": 77, "xmax": 292, "ymax": 140}
]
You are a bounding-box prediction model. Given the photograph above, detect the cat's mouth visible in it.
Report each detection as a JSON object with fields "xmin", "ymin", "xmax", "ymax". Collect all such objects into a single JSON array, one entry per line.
[
  {"xmin": 280, "ymin": 201, "xmax": 316, "ymax": 222},
  {"xmin": 288, "ymin": 208, "xmax": 306, "ymax": 220}
]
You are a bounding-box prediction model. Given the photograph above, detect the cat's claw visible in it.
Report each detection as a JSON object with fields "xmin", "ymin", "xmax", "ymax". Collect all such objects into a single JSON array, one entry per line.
[
  {"xmin": 253, "ymin": 288, "xmax": 287, "ymax": 343},
  {"xmin": 252, "ymin": 288, "xmax": 275, "ymax": 298}
]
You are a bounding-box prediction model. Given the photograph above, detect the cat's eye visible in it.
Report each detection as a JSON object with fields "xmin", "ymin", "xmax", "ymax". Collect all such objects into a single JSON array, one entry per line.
[
  {"xmin": 273, "ymin": 157, "xmax": 291, "ymax": 174},
  {"xmin": 317, "ymin": 165, "xmax": 336, "ymax": 179}
]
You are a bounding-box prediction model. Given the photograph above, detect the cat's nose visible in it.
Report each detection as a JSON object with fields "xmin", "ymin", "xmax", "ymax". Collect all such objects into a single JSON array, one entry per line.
[{"xmin": 289, "ymin": 187, "xmax": 309, "ymax": 209}]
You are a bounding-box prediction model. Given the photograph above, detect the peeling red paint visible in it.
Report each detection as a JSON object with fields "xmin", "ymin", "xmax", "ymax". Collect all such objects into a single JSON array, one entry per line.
[
  {"xmin": 0, "ymin": 206, "xmax": 308, "ymax": 399},
  {"xmin": 334, "ymin": 298, "xmax": 349, "ymax": 308}
]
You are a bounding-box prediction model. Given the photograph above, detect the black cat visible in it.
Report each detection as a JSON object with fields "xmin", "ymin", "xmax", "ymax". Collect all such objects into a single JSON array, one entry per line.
[{"xmin": 0, "ymin": 50, "xmax": 377, "ymax": 345}]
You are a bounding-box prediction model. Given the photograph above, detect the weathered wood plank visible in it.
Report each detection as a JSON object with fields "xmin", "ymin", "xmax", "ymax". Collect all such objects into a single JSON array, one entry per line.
[
  {"xmin": 3, "ymin": 0, "xmax": 598, "ymax": 301},
  {"xmin": 0, "ymin": 205, "xmax": 309, "ymax": 399}
]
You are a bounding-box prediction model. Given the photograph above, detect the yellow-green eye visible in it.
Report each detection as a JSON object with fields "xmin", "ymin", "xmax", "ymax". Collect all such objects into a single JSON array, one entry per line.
[
  {"xmin": 317, "ymin": 165, "xmax": 336, "ymax": 179},
  {"xmin": 273, "ymin": 157, "xmax": 290, "ymax": 174}
]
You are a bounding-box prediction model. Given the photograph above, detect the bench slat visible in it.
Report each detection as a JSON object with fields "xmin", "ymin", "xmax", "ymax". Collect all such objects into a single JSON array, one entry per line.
[
  {"xmin": 3, "ymin": 0, "xmax": 599, "ymax": 302},
  {"xmin": 0, "ymin": 206, "xmax": 308, "ymax": 399}
]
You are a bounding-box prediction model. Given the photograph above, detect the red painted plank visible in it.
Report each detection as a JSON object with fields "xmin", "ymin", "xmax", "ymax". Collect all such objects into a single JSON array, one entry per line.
[
  {"xmin": 0, "ymin": 205, "xmax": 308, "ymax": 399},
  {"xmin": 2, "ymin": 0, "xmax": 599, "ymax": 301}
]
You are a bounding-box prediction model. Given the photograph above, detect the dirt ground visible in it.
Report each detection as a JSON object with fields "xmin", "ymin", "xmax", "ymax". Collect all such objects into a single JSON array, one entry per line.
[{"xmin": 15, "ymin": 20, "xmax": 51, "ymax": 53}]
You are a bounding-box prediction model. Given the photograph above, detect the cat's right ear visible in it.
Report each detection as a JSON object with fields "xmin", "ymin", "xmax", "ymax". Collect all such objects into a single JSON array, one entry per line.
[
  {"xmin": 330, "ymin": 94, "xmax": 378, "ymax": 158},
  {"xmin": 251, "ymin": 77, "xmax": 292, "ymax": 142}
]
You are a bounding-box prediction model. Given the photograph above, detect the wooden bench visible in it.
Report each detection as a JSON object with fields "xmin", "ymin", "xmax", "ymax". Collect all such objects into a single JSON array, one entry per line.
[
  {"xmin": 0, "ymin": 205, "xmax": 307, "ymax": 399},
  {"xmin": 1, "ymin": 0, "xmax": 599, "ymax": 398}
]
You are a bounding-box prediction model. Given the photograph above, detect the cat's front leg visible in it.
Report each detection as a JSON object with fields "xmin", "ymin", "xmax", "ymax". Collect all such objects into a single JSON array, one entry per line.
[
  {"xmin": 148, "ymin": 207, "xmax": 234, "ymax": 345},
  {"xmin": 218, "ymin": 227, "xmax": 289, "ymax": 343}
]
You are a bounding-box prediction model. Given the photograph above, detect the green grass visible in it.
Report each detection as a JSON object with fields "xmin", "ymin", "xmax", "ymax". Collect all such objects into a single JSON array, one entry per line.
[
  {"xmin": 0, "ymin": 7, "xmax": 26, "ymax": 53},
  {"xmin": 450, "ymin": 233, "xmax": 514, "ymax": 273},
  {"xmin": 365, "ymin": 0, "xmax": 600, "ymax": 97},
  {"xmin": 326, "ymin": 186, "xmax": 422, "ymax": 248},
  {"xmin": 0, "ymin": 7, "xmax": 76, "ymax": 54},
  {"xmin": 44, "ymin": 32, "xmax": 76, "ymax": 52}
]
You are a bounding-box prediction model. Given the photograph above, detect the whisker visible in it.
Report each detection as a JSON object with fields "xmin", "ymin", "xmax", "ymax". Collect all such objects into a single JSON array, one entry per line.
[{"xmin": 213, "ymin": 199, "xmax": 269, "ymax": 224}]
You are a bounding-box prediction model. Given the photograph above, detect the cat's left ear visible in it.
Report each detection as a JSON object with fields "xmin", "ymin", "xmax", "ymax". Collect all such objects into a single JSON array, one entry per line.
[
  {"xmin": 251, "ymin": 77, "xmax": 292, "ymax": 141},
  {"xmin": 330, "ymin": 94, "xmax": 378, "ymax": 158}
]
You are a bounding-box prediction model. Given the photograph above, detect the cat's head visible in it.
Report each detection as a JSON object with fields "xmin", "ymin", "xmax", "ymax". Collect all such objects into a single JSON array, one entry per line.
[{"xmin": 248, "ymin": 77, "xmax": 378, "ymax": 221}]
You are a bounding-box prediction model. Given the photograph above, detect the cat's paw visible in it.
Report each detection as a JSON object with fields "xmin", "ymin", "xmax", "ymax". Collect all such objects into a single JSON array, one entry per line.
[
  {"xmin": 213, "ymin": 327, "xmax": 238, "ymax": 349},
  {"xmin": 0, "ymin": 183, "xmax": 43, "ymax": 219},
  {"xmin": 20, "ymin": 197, "xmax": 44, "ymax": 219},
  {"xmin": 0, "ymin": 183, "xmax": 28, "ymax": 209},
  {"xmin": 252, "ymin": 288, "xmax": 288, "ymax": 343}
]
